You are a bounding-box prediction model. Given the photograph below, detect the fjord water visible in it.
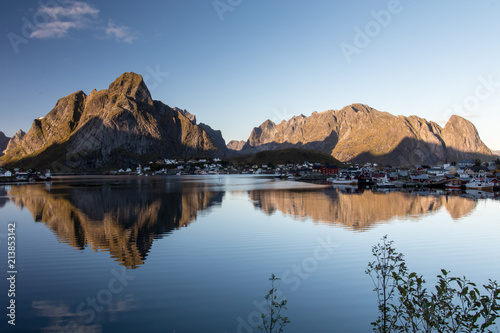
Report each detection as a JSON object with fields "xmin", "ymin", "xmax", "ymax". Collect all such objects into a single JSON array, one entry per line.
[{"xmin": 1, "ymin": 176, "xmax": 499, "ymax": 332}]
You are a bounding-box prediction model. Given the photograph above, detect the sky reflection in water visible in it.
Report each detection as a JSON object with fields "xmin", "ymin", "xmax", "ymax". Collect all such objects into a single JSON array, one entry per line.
[{"xmin": 0, "ymin": 175, "xmax": 499, "ymax": 332}]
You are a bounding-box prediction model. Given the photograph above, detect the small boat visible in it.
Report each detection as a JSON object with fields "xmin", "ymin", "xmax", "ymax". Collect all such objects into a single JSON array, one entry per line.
[
  {"xmin": 465, "ymin": 176, "xmax": 494, "ymax": 191},
  {"xmin": 375, "ymin": 174, "xmax": 403, "ymax": 188},
  {"xmin": 445, "ymin": 178, "xmax": 466, "ymax": 190},
  {"xmin": 37, "ymin": 169, "xmax": 53, "ymax": 181},
  {"xmin": 328, "ymin": 174, "xmax": 358, "ymax": 186}
]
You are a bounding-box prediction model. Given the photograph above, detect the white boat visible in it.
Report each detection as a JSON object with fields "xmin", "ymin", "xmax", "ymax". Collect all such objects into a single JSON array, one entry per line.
[
  {"xmin": 375, "ymin": 174, "xmax": 403, "ymax": 188},
  {"xmin": 41, "ymin": 169, "xmax": 52, "ymax": 181},
  {"xmin": 328, "ymin": 175, "xmax": 358, "ymax": 186},
  {"xmin": 465, "ymin": 177, "xmax": 494, "ymax": 191}
]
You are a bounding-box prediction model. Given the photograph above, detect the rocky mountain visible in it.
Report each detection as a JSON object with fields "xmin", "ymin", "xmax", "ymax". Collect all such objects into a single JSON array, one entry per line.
[
  {"xmin": 3, "ymin": 130, "xmax": 25, "ymax": 156},
  {"xmin": 0, "ymin": 131, "xmax": 10, "ymax": 157},
  {"xmin": 240, "ymin": 103, "xmax": 494, "ymax": 165},
  {"xmin": 1, "ymin": 72, "xmax": 228, "ymax": 170},
  {"xmin": 227, "ymin": 140, "xmax": 246, "ymax": 151}
]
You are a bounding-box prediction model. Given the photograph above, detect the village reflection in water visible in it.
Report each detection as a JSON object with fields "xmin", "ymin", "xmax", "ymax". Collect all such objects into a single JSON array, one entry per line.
[{"xmin": 0, "ymin": 176, "xmax": 494, "ymax": 269}]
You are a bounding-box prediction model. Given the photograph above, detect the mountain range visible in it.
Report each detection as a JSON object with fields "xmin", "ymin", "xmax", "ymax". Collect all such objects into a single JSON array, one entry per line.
[
  {"xmin": 235, "ymin": 104, "xmax": 495, "ymax": 166},
  {"xmin": 0, "ymin": 72, "xmax": 497, "ymax": 170}
]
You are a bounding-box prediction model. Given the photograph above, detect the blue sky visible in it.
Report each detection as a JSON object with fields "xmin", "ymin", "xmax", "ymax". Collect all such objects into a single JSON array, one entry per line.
[{"xmin": 2, "ymin": 0, "xmax": 500, "ymax": 150}]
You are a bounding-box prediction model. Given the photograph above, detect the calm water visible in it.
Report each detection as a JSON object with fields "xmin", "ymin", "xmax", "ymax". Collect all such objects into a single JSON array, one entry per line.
[{"xmin": 1, "ymin": 175, "xmax": 499, "ymax": 333}]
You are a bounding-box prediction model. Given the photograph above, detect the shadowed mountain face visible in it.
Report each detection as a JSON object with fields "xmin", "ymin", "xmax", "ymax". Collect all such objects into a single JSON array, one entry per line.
[
  {"xmin": 6, "ymin": 180, "xmax": 224, "ymax": 268},
  {"xmin": 249, "ymin": 188, "xmax": 477, "ymax": 230},
  {"xmin": 1, "ymin": 72, "xmax": 228, "ymax": 170},
  {"xmin": 0, "ymin": 131, "xmax": 10, "ymax": 156},
  {"xmin": 240, "ymin": 104, "xmax": 494, "ymax": 165}
]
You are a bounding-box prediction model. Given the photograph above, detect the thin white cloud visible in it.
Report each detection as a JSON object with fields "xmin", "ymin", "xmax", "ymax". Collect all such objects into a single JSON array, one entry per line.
[
  {"xmin": 30, "ymin": 0, "xmax": 136, "ymax": 43},
  {"xmin": 31, "ymin": 21, "xmax": 80, "ymax": 38},
  {"xmin": 105, "ymin": 21, "xmax": 137, "ymax": 43},
  {"xmin": 38, "ymin": 1, "xmax": 99, "ymax": 20}
]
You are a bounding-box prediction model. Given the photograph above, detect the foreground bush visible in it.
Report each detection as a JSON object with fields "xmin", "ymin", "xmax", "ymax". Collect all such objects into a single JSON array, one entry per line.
[{"xmin": 366, "ymin": 236, "xmax": 500, "ymax": 333}]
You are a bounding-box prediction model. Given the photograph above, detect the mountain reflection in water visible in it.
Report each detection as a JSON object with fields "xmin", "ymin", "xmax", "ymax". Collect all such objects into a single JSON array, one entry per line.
[
  {"xmin": 6, "ymin": 180, "xmax": 224, "ymax": 269},
  {"xmin": 250, "ymin": 188, "xmax": 478, "ymax": 230},
  {"xmin": 2, "ymin": 177, "xmax": 481, "ymax": 268}
]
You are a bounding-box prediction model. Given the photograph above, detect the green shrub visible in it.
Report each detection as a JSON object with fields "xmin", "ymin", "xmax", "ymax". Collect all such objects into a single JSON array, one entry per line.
[{"xmin": 367, "ymin": 236, "xmax": 500, "ymax": 333}]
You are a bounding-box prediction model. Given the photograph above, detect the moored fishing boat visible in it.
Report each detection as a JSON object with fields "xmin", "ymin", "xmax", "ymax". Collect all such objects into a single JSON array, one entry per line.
[
  {"xmin": 465, "ymin": 176, "xmax": 494, "ymax": 191},
  {"xmin": 328, "ymin": 174, "xmax": 358, "ymax": 186},
  {"xmin": 374, "ymin": 174, "xmax": 404, "ymax": 188},
  {"xmin": 445, "ymin": 178, "xmax": 466, "ymax": 190}
]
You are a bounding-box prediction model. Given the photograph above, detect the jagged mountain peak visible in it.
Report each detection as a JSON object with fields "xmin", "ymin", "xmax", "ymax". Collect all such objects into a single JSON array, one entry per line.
[
  {"xmin": 108, "ymin": 72, "xmax": 152, "ymax": 105},
  {"xmin": 445, "ymin": 115, "xmax": 476, "ymax": 130},
  {"xmin": 343, "ymin": 103, "xmax": 372, "ymax": 113},
  {"xmin": 1, "ymin": 72, "xmax": 227, "ymax": 170}
]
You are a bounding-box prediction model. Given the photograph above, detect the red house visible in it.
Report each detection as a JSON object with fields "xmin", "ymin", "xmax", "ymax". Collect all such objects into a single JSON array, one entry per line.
[{"xmin": 320, "ymin": 165, "xmax": 339, "ymax": 175}]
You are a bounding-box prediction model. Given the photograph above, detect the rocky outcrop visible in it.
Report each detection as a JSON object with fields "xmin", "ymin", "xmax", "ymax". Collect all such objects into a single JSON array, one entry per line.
[
  {"xmin": 0, "ymin": 131, "xmax": 10, "ymax": 157},
  {"xmin": 1, "ymin": 72, "xmax": 227, "ymax": 170},
  {"xmin": 227, "ymin": 140, "xmax": 246, "ymax": 151},
  {"xmin": 3, "ymin": 130, "xmax": 25, "ymax": 155},
  {"xmin": 240, "ymin": 104, "xmax": 494, "ymax": 165},
  {"xmin": 175, "ymin": 108, "xmax": 196, "ymax": 124},
  {"xmin": 198, "ymin": 123, "xmax": 227, "ymax": 152},
  {"xmin": 441, "ymin": 115, "xmax": 493, "ymax": 161},
  {"xmin": 226, "ymin": 140, "xmax": 246, "ymax": 151}
]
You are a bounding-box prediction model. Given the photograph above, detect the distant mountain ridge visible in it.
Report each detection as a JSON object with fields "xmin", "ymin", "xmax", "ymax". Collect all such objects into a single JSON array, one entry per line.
[
  {"xmin": 235, "ymin": 103, "xmax": 494, "ymax": 165},
  {"xmin": 1, "ymin": 72, "xmax": 228, "ymax": 170},
  {"xmin": 227, "ymin": 140, "xmax": 246, "ymax": 151}
]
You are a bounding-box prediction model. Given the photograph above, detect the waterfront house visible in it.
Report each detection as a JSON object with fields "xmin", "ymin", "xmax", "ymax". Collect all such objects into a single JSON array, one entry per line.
[
  {"xmin": 427, "ymin": 168, "xmax": 447, "ymax": 176},
  {"xmin": 1, "ymin": 170, "xmax": 12, "ymax": 177},
  {"xmin": 320, "ymin": 165, "xmax": 339, "ymax": 175},
  {"xmin": 459, "ymin": 160, "xmax": 475, "ymax": 167}
]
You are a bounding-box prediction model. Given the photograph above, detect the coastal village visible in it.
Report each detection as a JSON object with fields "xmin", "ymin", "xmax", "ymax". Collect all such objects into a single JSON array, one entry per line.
[{"xmin": 2, "ymin": 156, "xmax": 499, "ymax": 195}]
